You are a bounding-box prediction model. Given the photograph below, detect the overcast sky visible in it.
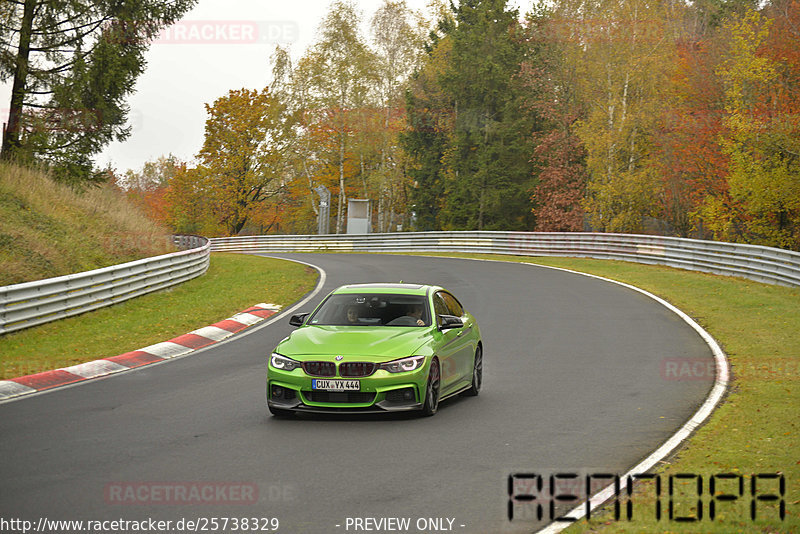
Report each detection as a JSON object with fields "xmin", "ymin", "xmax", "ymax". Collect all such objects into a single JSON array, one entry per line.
[{"xmin": 1, "ymin": 0, "xmax": 526, "ymax": 174}]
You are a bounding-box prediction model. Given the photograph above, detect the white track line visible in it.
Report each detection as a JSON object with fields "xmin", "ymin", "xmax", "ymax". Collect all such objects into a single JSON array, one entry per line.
[
  {"xmin": 60, "ymin": 360, "xmax": 128, "ymax": 379},
  {"xmin": 432, "ymin": 252, "xmax": 729, "ymax": 532},
  {"xmin": 189, "ymin": 325, "xmax": 235, "ymax": 341},
  {"xmin": 0, "ymin": 381, "xmax": 37, "ymax": 400},
  {"xmin": 138, "ymin": 341, "xmax": 194, "ymax": 359},
  {"xmin": 0, "ymin": 258, "xmax": 327, "ymax": 405},
  {"xmin": 255, "ymin": 303, "xmax": 282, "ymax": 311},
  {"xmin": 517, "ymin": 262, "xmax": 729, "ymax": 533},
  {"xmin": 243, "ymin": 255, "xmax": 328, "ymax": 335},
  {"xmin": 227, "ymin": 312, "xmax": 263, "ymax": 326}
]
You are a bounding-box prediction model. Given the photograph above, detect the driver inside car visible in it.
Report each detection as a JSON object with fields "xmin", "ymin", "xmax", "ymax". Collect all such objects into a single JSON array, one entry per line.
[{"xmin": 389, "ymin": 303, "xmax": 424, "ymax": 326}]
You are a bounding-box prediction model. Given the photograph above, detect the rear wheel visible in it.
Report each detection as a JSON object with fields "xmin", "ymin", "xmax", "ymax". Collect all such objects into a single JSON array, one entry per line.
[
  {"xmin": 463, "ymin": 345, "xmax": 482, "ymax": 397},
  {"xmin": 421, "ymin": 358, "xmax": 440, "ymax": 416}
]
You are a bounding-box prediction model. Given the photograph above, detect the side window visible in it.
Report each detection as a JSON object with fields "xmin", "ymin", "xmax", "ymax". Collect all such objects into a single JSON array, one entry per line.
[
  {"xmin": 441, "ymin": 292, "xmax": 464, "ymax": 317},
  {"xmin": 433, "ymin": 293, "xmax": 449, "ymax": 325}
]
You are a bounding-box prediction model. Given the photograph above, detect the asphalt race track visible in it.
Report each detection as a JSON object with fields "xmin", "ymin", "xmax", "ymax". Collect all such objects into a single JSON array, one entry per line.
[{"xmin": 0, "ymin": 254, "xmax": 715, "ymax": 533}]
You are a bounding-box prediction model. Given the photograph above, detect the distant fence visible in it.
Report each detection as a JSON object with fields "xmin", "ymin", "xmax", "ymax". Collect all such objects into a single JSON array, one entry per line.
[
  {"xmin": 210, "ymin": 231, "xmax": 800, "ymax": 288},
  {"xmin": 3, "ymin": 231, "xmax": 795, "ymax": 336},
  {"xmin": 0, "ymin": 236, "xmax": 210, "ymax": 335}
]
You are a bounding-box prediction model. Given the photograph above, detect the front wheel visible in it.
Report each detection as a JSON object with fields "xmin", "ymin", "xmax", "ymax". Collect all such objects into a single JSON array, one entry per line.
[
  {"xmin": 462, "ymin": 345, "xmax": 482, "ymax": 397},
  {"xmin": 421, "ymin": 358, "xmax": 440, "ymax": 416}
]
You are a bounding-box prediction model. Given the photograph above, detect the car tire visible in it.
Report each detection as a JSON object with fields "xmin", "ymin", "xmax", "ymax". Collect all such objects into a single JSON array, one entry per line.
[
  {"xmin": 421, "ymin": 358, "xmax": 440, "ymax": 417},
  {"xmin": 268, "ymin": 405, "xmax": 295, "ymax": 418},
  {"xmin": 462, "ymin": 345, "xmax": 482, "ymax": 397}
]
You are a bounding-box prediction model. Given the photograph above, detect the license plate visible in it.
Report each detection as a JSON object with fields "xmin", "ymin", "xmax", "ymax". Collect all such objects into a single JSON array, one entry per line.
[{"xmin": 312, "ymin": 379, "xmax": 360, "ymax": 391}]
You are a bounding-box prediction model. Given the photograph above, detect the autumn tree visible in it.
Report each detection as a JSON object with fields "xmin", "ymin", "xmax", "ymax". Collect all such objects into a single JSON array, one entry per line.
[
  {"xmin": 267, "ymin": 0, "xmax": 424, "ymax": 234},
  {"xmin": 641, "ymin": 0, "xmax": 734, "ymax": 239},
  {"xmin": 165, "ymin": 164, "xmax": 217, "ymax": 235},
  {"xmin": 184, "ymin": 88, "xmax": 288, "ymax": 236},
  {"xmin": 119, "ymin": 153, "xmax": 179, "ymax": 191},
  {"xmin": 550, "ymin": 0, "xmax": 679, "ymax": 232},
  {"xmin": 521, "ymin": 8, "xmax": 587, "ymax": 232},
  {"xmin": 302, "ymin": 0, "xmax": 378, "ymax": 234},
  {"xmin": 762, "ymin": 0, "xmax": 800, "ymax": 249},
  {"xmin": 647, "ymin": 34, "xmax": 727, "ymax": 237},
  {"xmin": 268, "ymin": 46, "xmax": 323, "ymax": 233},
  {"xmin": 368, "ymin": 0, "xmax": 425, "ymax": 231},
  {"xmin": 119, "ymin": 154, "xmax": 181, "ymax": 226},
  {"xmin": 707, "ymin": 7, "xmax": 800, "ymax": 248}
]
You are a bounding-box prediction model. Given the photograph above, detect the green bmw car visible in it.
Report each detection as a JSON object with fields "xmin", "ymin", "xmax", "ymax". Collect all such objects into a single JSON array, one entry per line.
[{"xmin": 267, "ymin": 283, "xmax": 482, "ymax": 417}]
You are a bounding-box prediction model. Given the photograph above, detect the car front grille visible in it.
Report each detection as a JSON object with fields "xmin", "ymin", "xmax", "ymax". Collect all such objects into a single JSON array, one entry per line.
[
  {"xmin": 302, "ymin": 361, "xmax": 336, "ymax": 377},
  {"xmin": 339, "ymin": 362, "xmax": 376, "ymax": 377},
  {"xmin": 303, "ymin": 391, "xmax": 376, "ymax": 404}
]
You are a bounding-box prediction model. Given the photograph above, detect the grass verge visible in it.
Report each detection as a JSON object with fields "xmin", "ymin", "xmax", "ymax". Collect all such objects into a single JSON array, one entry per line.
[
  {"xmin": 0, "ymin": 161, "xmax": 174, "ymax": 286},
  {"xmin": 428, "ymin": 253, "xmax": 799, "ymax": 533},
  {"xmin": 0, "ymin": 253, "xmax": 317, "ymax": 379}
]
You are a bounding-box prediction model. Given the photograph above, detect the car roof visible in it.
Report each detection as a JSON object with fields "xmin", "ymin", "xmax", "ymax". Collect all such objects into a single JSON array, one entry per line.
[{"xmin": 333, "ymin": 283, "xmax": 435, "ymax": 296}]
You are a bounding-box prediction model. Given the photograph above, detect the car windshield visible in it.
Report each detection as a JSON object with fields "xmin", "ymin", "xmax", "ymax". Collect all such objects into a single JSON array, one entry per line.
[{"xmin": 308, "ymin": 293, "xmax": 431, "ymax": 327}]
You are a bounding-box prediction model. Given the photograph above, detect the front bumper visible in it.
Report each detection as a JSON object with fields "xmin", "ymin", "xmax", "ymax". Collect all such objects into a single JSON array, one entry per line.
[{"xmin": 267, "ymin": 363, "xmax": 428, "ymax": 413}]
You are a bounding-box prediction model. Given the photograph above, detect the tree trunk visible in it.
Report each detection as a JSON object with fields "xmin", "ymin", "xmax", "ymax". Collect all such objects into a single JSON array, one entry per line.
[
  {"xmin": 336, "ymin": 132, "xmax": 345, "ymax": 234},
  {"xmin": 606, "ymin": 67, "xmax": 616, "ymax": 180},
  {"xmin": 378, "ymin": 194, "xmax": 384, "ymax": 233},
  {"xmin": 1, "ymin": 0, "xmax": 36, "ymax": 159},
  {"xmin": 478, "ymin": 118, "xmax": 490, "ymax": 230}
]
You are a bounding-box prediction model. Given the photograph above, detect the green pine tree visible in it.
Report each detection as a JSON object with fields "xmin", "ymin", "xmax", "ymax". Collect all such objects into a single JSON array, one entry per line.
[
  {"xmin": 0, "ymin": 0, "xmax": 197, "ymax": 185},
  {"xmin": 438, "ymin": 0, "xmax": 539, "ymax": 230}
]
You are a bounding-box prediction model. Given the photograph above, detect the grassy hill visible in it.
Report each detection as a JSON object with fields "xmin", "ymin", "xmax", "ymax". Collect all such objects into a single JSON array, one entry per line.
[{"xmin": 0, "ymin": 161, "xmax": 175, "ymax": 286}]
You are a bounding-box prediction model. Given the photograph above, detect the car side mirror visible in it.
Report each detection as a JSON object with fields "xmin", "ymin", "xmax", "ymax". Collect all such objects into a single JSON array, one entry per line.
[
  {"xmin": 439, "ymin": 314, "xmax": 463, "ymax": 330},
  {"xmin": 289, "ymin": 313, "xmax": 309, "ymax": 327}
]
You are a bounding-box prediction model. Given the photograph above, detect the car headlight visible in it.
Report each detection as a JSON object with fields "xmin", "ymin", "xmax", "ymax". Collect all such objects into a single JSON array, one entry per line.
[
  {"xmin": 379, "ymin": 356, "xmax": 426, "ymax": 373},
  {"xmin": 270, "ymin": 353, "xmax": 302, "ymax": 371}
]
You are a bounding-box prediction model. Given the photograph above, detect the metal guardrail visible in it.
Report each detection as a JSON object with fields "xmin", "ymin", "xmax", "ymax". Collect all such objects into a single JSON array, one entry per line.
[
  {"xmin": 210, "ymin": 231, "xmax": 800, "ymax": 288},
  {"xmin": 3, "ymin": 230, "xmax": 792, "ymax": 336},
  {"xmin": 0, "ymin": 236, "xmax": 210, "ymax": 335}
]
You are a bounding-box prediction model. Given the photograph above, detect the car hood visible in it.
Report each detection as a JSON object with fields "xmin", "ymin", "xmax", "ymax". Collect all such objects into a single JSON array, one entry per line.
[{"xmin": 276, "ymin": 325, "xmax": 432, "ymax": 360}]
